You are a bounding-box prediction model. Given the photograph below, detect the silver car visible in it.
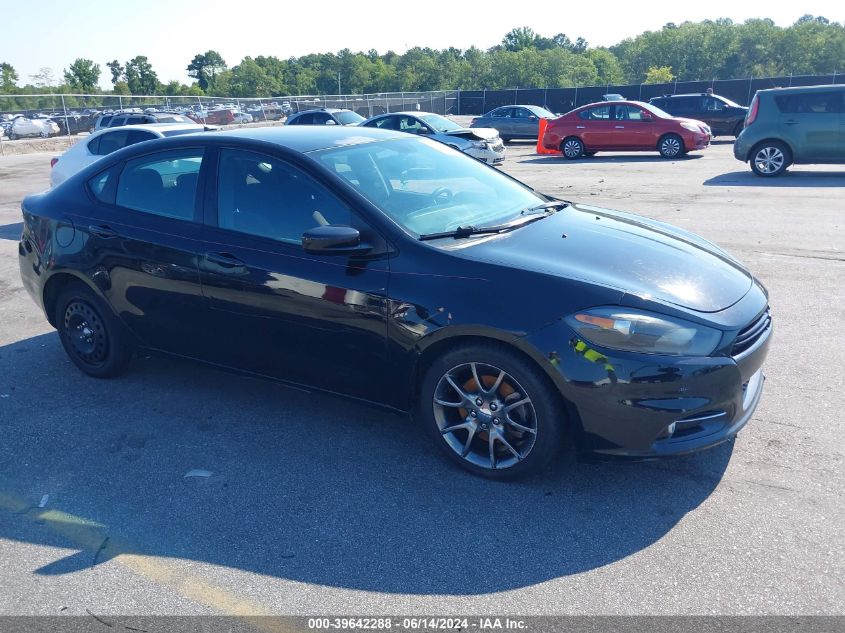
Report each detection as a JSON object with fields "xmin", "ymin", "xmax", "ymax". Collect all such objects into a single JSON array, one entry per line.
[
  {"xmin": 469, "ymin": 105, "xmax": 557, "ymax": 142},
  {"xmin": 360, "ymin": 112, "xmax": 505, "ymax": 165}
]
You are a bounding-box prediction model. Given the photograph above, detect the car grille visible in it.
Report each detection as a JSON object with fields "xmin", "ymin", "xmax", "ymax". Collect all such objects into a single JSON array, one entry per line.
[{"xmin": 732, "ymin": 308, "xmax": 771, "ymax": 356}]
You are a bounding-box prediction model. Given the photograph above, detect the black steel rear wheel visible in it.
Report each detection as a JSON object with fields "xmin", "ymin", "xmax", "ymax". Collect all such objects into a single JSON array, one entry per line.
[{"xmin": 55, "ymin": 282, "xmax": 132, "ymax": 378}]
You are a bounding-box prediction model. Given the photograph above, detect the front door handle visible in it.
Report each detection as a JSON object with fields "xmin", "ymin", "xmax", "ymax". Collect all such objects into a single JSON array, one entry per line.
[
  {"xmin": 88, "ymin": 224, "xmax": 119, "ymax": 239},
  {"xmin": 576, "ymin": 125, "xmax": 586, "ymax": 129},
  {"xmin": 784, "ymin": 120, "xmax": 800, "ymax": 126},
  {"xmin": 206, "ymin": 252, "xmax": 246, "ymax": 268},
  {"xmin": 615, "ymin": 125, "xmax": 625, "ymax": 129}
]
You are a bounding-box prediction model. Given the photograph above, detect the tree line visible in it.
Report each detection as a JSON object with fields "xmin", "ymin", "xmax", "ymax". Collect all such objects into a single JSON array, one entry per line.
[{"xmin": 1, "ymin": 15, "xmax": 843, "ymax": 108}]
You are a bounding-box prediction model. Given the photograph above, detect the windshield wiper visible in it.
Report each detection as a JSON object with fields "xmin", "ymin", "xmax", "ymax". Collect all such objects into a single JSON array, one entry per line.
[
  {"xmin": 520, "ymin": 200, "xmax": 570, "ymax": 215},
  {"xmin": 418, "ymin": 214, "xmax": 550, "ymax": 241}
]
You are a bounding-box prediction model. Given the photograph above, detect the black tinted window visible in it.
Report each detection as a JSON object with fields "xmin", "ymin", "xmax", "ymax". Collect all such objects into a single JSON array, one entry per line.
[
  {"xmin": 312, "ymin": 113, "xmax": 332, "ymax": 125},
  {"xmin": 93, "ymin": 130, "xmax": 130, "ymax": 155},
  {"xmin": 116, "ymin": 149, "xmax": 203, "ymax": 221},
  {"xmin": 216, "ymin": 149, "xmax": 351, "ymax": 244},
  {"xmin": 126, "ymin": 130, "xmax": 156, "ymax": 145},
  {"xmin": 775, "ymin": 91, "xmax": 844, "ymax": 114},
  {"xmin": 290, "ymin": 113, "xmax": 312, "ymax": 125},
  {"xmin": 88, "ymin": 165, "xmax": 119, "ymax": 203},
  {"xmin": 370, "ymin": 116, "xmax": 399, "ymax": 130}
]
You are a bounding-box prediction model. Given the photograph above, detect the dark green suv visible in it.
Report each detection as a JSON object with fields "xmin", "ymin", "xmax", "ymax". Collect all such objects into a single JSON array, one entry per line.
[{"xmin": 734, "ymin": 85, "xmax": 845, "ymax": 177}]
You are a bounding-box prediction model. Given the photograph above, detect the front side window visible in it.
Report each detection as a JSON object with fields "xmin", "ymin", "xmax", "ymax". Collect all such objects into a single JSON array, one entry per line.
[
  {"xmin": 291, "ymin": 113, "xmax": 313, "ymax": 125},
  {"xmin": 217, "ymin": 149, "xmax": 351, "ymax": 244},
  {"xmin": 492, "ymin": 108, "xmax": 513, "ymax": 118},
  {"xmin": 317, "ymin": 137, "xmax": 545, "ymax": 237},
  {"xmin": 115, "ymin": 148, "xmax": 203, "ymax": 221},
  {"xmin": 615, "ymin": 105, "xmax": 646, "ymax": 121},
  {"xmin": 369, "ymin": 116, "xmax": 399, "ymax": 130},
  {"xmin": 398, "ymin": 116, "xmax": 426, "ymax": 134}
]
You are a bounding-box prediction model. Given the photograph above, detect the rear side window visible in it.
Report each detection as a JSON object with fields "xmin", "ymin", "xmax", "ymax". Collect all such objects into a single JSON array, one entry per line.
[
  {"xmin": 775, "ymin": 91, "xmax": 844, "ymax": 114},
  {"xmin": 579, "ymin": 106, "xmax": 610, "ymax": 120},
  {"xmin": 369, "ymin": 116, "xmax": 398, "ymax": 130},
  {"xmin": 290, "ymin": 113, "xmax": 313, "ymax": 125},
  {"xmin": 115, "ymin": 148, "xmax": 204, "ymax": 221},
  {"xmin": 90, "ymin": 130, "xmax": 129, "ymax": 155}
]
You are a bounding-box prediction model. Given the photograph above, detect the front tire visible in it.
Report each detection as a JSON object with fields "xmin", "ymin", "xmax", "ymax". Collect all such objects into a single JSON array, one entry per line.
[
  {"xmin": 418, "ymin": 342, "xmax": 565, "ymax": 479},
  {"xmin": 560, "ymin": 136, "xmax": 584, "ymax": 159},
  {"xmin": 55, "ymin": 282, "xmax": 133, "ymax": 378},
  {"xmin": 750, "ymin": 141, "xmax": 790, "ymax": 177},
  {"xmin": 658, "ymin": 133, "xmax": 684, "ymax": 158}
]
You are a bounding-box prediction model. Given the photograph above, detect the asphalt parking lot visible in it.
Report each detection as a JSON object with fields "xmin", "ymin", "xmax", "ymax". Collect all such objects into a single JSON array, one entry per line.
[{"xmin": 0, "ymin": 139, "xmax": 843, "ymax": 619}]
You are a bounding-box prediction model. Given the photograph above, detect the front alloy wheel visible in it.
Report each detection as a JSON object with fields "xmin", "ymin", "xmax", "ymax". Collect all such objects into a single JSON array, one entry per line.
[
  {"xmin": 434, "ymin": 362, "xmax": 538, "ymax": 471},
  {"xmin": 420, "ymin": 343, "xmax": 564, "ymax": 479},
  {"xmin": 659, "ymin": 134, "xmax": 683, "ymax": 158}
]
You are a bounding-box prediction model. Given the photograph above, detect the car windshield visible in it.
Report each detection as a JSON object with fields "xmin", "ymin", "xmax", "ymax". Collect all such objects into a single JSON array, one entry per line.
[
  {"xmin": 419, "ymin": 113, "xmax": 463, "ymax": 132},
  {"xmin": 640, "ymin": 102, "xmax": 673, "ymax": 118},
  {"xmin": 336, "ymin": 111, "xmax": 365, "ymax": 125},
  {"xmin": 528, "ymin": 106, "xmax": 557, "ymax": 118},
  {"xmin": 316, "ymin": 137, "xmax": 546, "ymax": 238}
]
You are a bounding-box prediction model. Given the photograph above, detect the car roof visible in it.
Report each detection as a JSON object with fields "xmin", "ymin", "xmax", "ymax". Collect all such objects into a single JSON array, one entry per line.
[
  {"xmin": 214, "ymin": 125, "xmax": 407, "ymax": 152},
  {"xmin": 577, "ymin": 100, "xmax": 651, "ymax": 109},
  {"xmin": 90, "ymin": 123, "xmax": 205, "ymax": 137},
  {"xmin": 291, "ymin": 108, "xmax": 351, "ymax": 115},
  {"xmin": 757, "ymin": 84, "xmax": 845, "ymax": 95}
]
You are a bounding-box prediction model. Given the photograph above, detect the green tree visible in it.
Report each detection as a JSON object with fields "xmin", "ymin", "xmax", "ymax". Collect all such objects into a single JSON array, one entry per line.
[
  {"xmin": 502, "ymin": 27, "xmax": 539, "ymax": 52},
  {"xmin": 186, "ymin": 50, "xmax": 227, "ymax": 92},
  {"xmin": 124, "ymin": 56, "xmax": 159, "ymax": 94},
  {"xmin": 29, "ymin": 67, "xmax": 56, "ymax": 88},
  {"xmin": 63, "ymin": 58, "xmax": 101, "ymax": 93},
  {"xmin": 106, "ymin": 60, "xmax": 124, "ymax": 85},
  {"xmin": 0, "ymin": 62, "xmax": 18, "ymax": 91},
  {"xmin": 644, "ymin": 65, "xmax": 674, "ymax": 84}
]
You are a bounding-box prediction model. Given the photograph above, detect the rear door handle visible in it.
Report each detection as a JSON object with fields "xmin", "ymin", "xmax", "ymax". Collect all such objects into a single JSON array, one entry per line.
[
  {"xmin": 88, "ymin": 224, "xmax": 119, "ymax": 239},
  {"xmin": 576, "ymin": 125, "xmax": 586, "ymax": 129},
  {"xmin": 615, "ymin": 125, "xmax": 625, "ymax": 129},
  {"xmin": 205, "ymin": 252, "xmax": 246, "ymax": 268},
  {"xmin": 784, "ymin": 120, "xmax": 800, "ymax": 126}
]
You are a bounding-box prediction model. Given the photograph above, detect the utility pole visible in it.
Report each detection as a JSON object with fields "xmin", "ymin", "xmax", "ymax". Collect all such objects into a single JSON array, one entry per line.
[{"xmin": 337, "ymin": 72, "xmax": 341, "ymax": 97}]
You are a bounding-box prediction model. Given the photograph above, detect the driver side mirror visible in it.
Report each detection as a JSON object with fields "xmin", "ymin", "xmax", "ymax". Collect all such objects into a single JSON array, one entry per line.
[
  {"xmin": 528, "ymin": 115, "xmax": 537, "ymax": 121},
  {"xmin": 416, "ymin": 127, "xmax": 432, "ymax": 135},
  {"xmin": 302, "ymin": 225, "xmax": 370, "ymax": 256}
]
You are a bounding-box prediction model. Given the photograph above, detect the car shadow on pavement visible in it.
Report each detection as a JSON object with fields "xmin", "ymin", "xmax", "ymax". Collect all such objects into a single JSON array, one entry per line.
[
  {"xmin": 704, "ymin": 171, "xmax": 845, "ymax": 187},
  {"xmin": 520, "ymin": 154, "xmax": 703, "ymax": 165},
  {"xmin": 0, "ymin": 333, "xmax": 733, "ymax": 596},
  {"xmin": 0, "ymin": 222, "xmax": 23, "ymax": 241}
]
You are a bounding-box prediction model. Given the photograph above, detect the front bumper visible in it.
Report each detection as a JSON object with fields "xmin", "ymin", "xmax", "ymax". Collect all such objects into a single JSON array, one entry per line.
[
  {"xmin": 464, "ymin": 144, "xmax": 506, "ymax": 165},
  {"xmin": 688, "ymin": 131, "xmax": 711, "ymax": 151},
  {"xmin": 524, "ymin": 309, "xmax": 772, "ymax": 459}
]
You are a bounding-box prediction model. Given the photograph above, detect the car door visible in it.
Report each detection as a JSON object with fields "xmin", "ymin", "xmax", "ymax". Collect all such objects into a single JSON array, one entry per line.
[
  {"xmin": 365, "ymin": 115, "xmax": 400, "ymax": 131},
  {"xmin": 576, "ymin": 105, "xmax": 614, "ymax": 149},
  {"xmin": 489, "ymin": 107, "xmax": 515, "ymax": 137},
  {"xmin": 777, "ymin": 91, "xmax": 844, "ymax": 162},
  {"xmin": 611, "ymin": 105, "xmax": 658, "ymax": 149},
  {"xmin": 73, "ymin": 147, "xmax": 209, "ymax": 357},
  {"xmin": 195, "ymin": 146, "xmax": 391, "ymax": 400},
  {"xmin": 702, "ymin": 96, "xmax": 731, "ymax": 134},
  {"xmin": 512, "ymin": 107, "xmax": 540, "ymax": 139}
]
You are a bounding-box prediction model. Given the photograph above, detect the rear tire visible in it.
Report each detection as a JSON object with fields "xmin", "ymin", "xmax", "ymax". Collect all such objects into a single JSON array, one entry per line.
[
  {"xmin": 55, "ymin": 282, "xmax": 133, "ymax": 378},
  {"xmin": 560, "ymin": 136, "xmax": 584, "ymax": 159},
  {"xmin": 750, "ymin": 141, "xmax": 790, "ymax": 177},
  {"xmin": 418, "ymin": 342, "xmax": 565, "ymax": 479},
  {"xmin": 658, "ymin": 133, "xmax": 684, "ymax": 158}
]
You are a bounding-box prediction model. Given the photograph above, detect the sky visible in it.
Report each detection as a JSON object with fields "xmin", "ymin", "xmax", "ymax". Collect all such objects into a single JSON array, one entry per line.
[{"xmin": 1, "ymin": 0, "xmax": 842, "ymax": 91}]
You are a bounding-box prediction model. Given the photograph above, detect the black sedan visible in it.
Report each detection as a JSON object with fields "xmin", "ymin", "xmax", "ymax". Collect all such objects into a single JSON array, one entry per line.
[{"xmin": 18, "ymin": 127, "xmax": 771, "ymax": 478}]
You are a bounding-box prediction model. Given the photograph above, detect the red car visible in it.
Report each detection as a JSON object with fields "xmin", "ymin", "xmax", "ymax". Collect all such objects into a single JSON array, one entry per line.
[{"xmin": 543, "ymin": 101, "xmax": 711, "ymax": 159}]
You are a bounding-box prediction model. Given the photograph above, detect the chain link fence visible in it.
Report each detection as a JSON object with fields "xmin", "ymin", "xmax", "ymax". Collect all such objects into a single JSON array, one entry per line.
[{"xmin": 0, "ymin": 91, "xmax": 460, "ymax": 141}]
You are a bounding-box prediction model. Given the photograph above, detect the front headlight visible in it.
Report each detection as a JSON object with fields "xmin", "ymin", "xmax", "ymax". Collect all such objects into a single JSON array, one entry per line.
[
  {"xmin": 470, "ymin": 140, "xmax": 488, "ymax": 149},
  {"xmin": 681, "ymin": 121, "xmax": 703, "ymax": 133},
  {"xmin": 565, "ymin": 307, "xmax": 722, "ymax": 356}
]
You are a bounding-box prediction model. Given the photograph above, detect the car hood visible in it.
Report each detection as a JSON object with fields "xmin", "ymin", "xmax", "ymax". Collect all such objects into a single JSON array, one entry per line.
[
  {"xmin": 460, "ymin": 203, "xmax": 752, "ymax": 313},
  {"xmin": 443, "ymin": 127, "xmax": 499, "ymax": 141}
]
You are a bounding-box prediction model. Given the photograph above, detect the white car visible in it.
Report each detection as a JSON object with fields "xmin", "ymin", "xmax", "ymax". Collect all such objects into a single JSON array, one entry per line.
[
  {"xmin": 8, "ymin": 117, "xmax": 60, "ymax": 140},
  {"xmin": 232, "ymin": 111, "xmax": 254, "ymax": 124},
  {"xmin": 50, "ymin": 123, "xmax": 208, "ymax": 187}
]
